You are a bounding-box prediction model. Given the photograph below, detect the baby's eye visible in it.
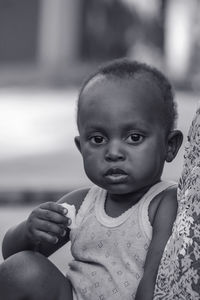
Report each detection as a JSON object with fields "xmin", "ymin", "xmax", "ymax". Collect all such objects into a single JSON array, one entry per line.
[
  {"xmin": 90, "ymin": 136, "xmax": 106, "ymax": 145},
  {"xmin": 126, "ymin": 133, "xmax": 144, "ymax": 144}
]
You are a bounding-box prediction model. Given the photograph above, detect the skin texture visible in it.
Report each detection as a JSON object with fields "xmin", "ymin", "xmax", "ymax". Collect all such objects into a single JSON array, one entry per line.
[{"xmin": 0, "ymin": 75, "xmax": 183, "ymax": 300}]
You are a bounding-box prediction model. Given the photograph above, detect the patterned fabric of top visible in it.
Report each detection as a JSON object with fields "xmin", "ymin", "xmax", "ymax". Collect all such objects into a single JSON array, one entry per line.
[
  {"xmin": 154, "ymin": 109, "xmax": 200, "ymax": 299},
  {"xmin": 66, "ymin": 181, "xmax": 174, "ymax": 300}
]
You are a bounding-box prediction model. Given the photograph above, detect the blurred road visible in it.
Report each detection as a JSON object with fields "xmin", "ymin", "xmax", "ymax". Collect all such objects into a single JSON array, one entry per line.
[{"xmin": 0, "ymin": 88, "xmax": 199, "ymax": 192}]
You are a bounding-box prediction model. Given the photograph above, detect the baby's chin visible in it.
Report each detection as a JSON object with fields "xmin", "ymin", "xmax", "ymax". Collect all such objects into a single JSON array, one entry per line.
[{"xmin": 103, "ymin": 184, "xmax": 136, "ymax": 196}]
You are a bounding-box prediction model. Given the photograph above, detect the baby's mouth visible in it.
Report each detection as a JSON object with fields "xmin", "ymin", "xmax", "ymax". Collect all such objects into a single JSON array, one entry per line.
[{"xmin": 104, "ymin": 168, "xmax": 128, "ymax": 183}]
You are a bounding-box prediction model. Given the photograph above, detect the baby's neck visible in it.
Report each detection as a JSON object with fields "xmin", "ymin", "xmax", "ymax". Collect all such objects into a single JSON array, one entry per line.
[{"xmin": 105, "ymin": 187, "xmax": 150, "ymax": 218}]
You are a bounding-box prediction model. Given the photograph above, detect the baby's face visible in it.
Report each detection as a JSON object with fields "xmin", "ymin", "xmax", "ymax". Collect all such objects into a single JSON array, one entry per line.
[{"xmin": 76, "ymin": 76, "xmax": 169, "ymax": 196}]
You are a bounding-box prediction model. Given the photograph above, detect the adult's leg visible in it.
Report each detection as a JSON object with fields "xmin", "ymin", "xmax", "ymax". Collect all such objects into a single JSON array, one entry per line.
[{"xmin": 0, "ymin": 251, "xmax": 73, "ymax": 300}]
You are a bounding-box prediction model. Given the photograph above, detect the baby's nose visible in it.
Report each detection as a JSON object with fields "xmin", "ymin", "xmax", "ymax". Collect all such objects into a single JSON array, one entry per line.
[{"xmin": 105, "ymin": 142, "xmax": 125, "ymax": 161}]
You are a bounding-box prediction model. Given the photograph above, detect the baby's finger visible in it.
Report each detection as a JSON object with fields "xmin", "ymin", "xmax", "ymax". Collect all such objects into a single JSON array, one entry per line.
[
  {"xmin": 40, "ymin": 202, "xmax": 67, "ymax": 215},
  {"xmin": 59, "ymin": 203, "xmax": 76, "ymax": 229},
  {"xmin": 37, "ymin": 208, "xmax": 68, "ymax": 225},
  {"xmin": 33, "ymin": 229, "xmax": 59, "ymax": 244},
  {"xmin": 35, "ymin": 219, "xmax": 66, "ymax": 237}
]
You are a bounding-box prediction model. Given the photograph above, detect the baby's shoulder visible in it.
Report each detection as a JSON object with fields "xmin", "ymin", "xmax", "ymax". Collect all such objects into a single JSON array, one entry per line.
[
  {"xmin": 57, "ymin": 187, "xmax": 90, "ymax": 212},
  {"xmin": 164, "ymin": 184, "xmax": 177, "ymax": 195},
  {"xmin": 153, "ymin": 184, "xmax": 177, "ymax": 207},
  {"xmin": 159, "ymin": 185, "xmax": 178, "ymax": 209},
  {"xmin": 149, "ymin": 184, "xmax": 178, "ymax": 225}
]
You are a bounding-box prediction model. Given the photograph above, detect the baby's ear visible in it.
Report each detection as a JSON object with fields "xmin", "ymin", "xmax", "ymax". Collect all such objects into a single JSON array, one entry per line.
[
  {"xmin": 166, "ymin": 130, "xmax": 183, "ymax": 162},
  {"xmin": 74, "ymin": 136, "xmax": 82, "ymax": 153}
]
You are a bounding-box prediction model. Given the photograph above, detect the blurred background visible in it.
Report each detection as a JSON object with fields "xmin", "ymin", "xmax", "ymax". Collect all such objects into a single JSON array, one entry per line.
[{"xmin": 0, "ymin": 0, "xmax": 200, "ymax": 271}]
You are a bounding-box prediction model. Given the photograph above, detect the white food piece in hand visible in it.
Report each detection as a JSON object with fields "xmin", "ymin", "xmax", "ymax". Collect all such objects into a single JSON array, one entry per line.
[{"xmin": 60, "ymin": 203, "xmax": 76, "ymax": 229}]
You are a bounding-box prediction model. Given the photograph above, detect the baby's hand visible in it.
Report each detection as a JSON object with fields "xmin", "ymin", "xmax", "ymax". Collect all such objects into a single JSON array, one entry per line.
[{"xmin": 25, "ymin": 202, "xmax": 70, "ymax": 245}]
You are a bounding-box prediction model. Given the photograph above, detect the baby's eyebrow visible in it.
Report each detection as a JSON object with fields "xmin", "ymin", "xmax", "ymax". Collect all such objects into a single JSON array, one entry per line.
[
  {"xmin": 84, "ymin": 125, "xmax": 149, "ymax": 136},
  {"xmin": 121, "ymin": 121, "xmax": 150, "ymax": 131},
  {"xmin": 84, "ymin": 125, "xmax": 107, "ymax": 134},
  {"xmin": 84, "ymin": 122, "xmax": 107, "ymax": 130}
]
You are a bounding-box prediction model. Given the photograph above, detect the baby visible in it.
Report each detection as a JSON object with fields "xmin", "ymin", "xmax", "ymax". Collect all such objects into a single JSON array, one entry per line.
[{"xmin": 0, "ymin": 59, "xmax": 183, "ymax": 300}]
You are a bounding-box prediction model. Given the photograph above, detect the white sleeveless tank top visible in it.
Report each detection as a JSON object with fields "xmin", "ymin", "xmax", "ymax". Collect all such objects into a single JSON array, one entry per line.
[{"xmin": 67, "ymin": 181, "xmax": 175, "ymax": 300}]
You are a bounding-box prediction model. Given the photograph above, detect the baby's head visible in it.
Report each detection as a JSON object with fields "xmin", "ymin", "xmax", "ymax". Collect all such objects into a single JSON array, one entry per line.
[
  {"xmin": 75, "ymin": 59, "xmax": 183, "ymax": 193},
  {"xmin": 77, "ymin": 59, "xmax": 177, "ymax": 134}
]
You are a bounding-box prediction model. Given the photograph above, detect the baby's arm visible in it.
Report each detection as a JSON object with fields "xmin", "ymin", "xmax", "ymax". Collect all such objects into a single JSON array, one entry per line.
[
  {"xmin": 135, "ymin": 186, "xmax": 178, "ymax": 300},
  {"xmin": 2, "ymin": 188, "xmax": 88, "ymax": 259}
]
